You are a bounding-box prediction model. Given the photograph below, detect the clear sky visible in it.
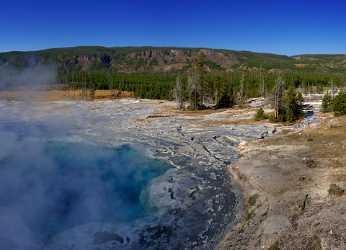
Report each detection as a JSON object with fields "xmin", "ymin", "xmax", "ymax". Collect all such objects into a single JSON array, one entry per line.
[{"xmin": 1, "ymin": 0, "xmax": 346, "ymax": 55}]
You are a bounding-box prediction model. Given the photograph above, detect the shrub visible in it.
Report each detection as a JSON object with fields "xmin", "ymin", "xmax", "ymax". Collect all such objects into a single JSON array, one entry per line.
[
  {"xmin": 333, "ymin": 92, "xmax": 346, "ymax": 116},
  {"xmin": 248, "ymin": 194, "xmax": 259, "ymax": 207},
  {"xmin": 254, "ymin": 108, "xmax": 268, "ymax": 121},
  {"xmin": 268, "ymin": 113, "xmax": 278, "ymax": 122},
  {"xmin": 321, "ymin": 92, "xmax": 333, "ymax": 113},
  {"xmin": 328, "ymin": 184, "xmax": 344, "ymax": 197},
  {"xmin": 216, "ymin": 93, "xmax": 234, "ymax": 109}
]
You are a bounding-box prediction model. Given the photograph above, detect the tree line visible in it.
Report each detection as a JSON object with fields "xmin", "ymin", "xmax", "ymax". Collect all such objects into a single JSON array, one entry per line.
[{"xmin": 57, "ymin": 58, "xmax": 346, "ymax": 115}]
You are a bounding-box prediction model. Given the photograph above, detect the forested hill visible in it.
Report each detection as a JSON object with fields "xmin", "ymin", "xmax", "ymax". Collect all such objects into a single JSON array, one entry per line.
[
  {"xmin": 1, "ymin": 46, "xmax": 346, "ymax": 101},
  {"xmin": 1, "ymin": 46, "xmax": 346, "ymax": 74}
]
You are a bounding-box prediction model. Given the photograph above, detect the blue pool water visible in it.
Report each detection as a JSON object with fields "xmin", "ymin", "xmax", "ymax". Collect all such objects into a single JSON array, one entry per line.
[{"xmin": 0, "ymin": 133, "xmax": 170, "ymax": 246}]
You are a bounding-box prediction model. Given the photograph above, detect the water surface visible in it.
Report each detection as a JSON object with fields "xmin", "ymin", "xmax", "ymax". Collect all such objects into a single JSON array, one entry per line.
[{"xmin": 0, "ymin": 119, "xmax": 170, "ymax": 248}]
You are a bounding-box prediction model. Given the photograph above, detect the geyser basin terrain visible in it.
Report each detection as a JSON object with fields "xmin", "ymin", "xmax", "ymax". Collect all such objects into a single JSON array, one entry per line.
[{"xmin": 0, "ymin": 100, "xmax": 276, "ymax": 250}]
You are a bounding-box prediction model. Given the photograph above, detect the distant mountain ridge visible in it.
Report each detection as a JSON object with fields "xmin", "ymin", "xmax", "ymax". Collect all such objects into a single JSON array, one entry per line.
[{"xmin": 1, "ymin": 46, "xmax": 346, "ymax": 73}]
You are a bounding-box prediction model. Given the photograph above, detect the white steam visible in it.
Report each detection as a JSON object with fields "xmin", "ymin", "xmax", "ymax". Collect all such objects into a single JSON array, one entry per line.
[{"xmin": 0, "ymin": 64, "xmax": 57, "ymax": 90}]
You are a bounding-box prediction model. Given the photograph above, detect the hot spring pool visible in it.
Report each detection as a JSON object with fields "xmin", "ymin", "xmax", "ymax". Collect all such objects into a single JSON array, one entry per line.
[
  {"xmin": 0, "ymin": 139, "xmax": 171, "ymax": 249},
  {"xmin": 0, "ymin": 101, "xmax": 244, "ymax": 250}
]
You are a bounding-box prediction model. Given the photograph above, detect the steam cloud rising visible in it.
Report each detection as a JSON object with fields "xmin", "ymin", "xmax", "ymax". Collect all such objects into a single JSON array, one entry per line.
[
  {"xmin": 0, "ymin": 102, "xmax": 168, "ymax": 250},
  {"xmin": 0, "ymin": 64, "xmax": 57, "ymax": 90}
]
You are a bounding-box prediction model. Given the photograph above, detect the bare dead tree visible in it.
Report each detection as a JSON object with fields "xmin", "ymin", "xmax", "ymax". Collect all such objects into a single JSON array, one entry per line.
[
  {"xmin": 82, "ymin": 71, "xmax": 87, "ymax": 100},
  {"xmin": 238, "ymin": 73, "xmax": 246, "ymax": 104},
  {"xmin": 260, "ymin": 67, "xmax": 266, "ymax": 97},
  {"xmin": 188, "ymin": 70, "xmax": 201, "ymax": 110},
  {"xmin": 175, "ymin": 75, "xmax": 184, "ymax": 110},
  {"xmin": 331, "ymin": 80, "xmax": 336, "ymax": 98},
  {"xmin": 274, "ymin": 76, "xmax": 284, "ymax": 119}
]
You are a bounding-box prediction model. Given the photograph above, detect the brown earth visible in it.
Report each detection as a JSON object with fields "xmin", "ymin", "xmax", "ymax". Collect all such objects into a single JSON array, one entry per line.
[
  {"xmin": 0, "ymin": 89, "xmax": 134, "ymax": 101},
  {"xmin": 217, "ymin": 114, "xmax": 346, "ymax": 250}
]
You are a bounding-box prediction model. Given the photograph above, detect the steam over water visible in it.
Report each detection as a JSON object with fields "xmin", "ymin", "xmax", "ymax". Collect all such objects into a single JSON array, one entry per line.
[{"xmin": 0, "ymin": 110, "xmax": 170, "ymax": 249}]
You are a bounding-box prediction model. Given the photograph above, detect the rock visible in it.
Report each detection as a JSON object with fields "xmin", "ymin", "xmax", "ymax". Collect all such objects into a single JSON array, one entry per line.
[
  {"xmin": 299, "ymin": 176, "xmax": 306, "ymax": 181},
  {"xmin": 259, "ymin": 215, "xmax": 291, "ymax": 249},
  {"xmin": 299, "ymin": 194, "xmax": 311, "ymax": 211},
  {"xmin": 305, "ymin": 235, "xmax": 322, "ymax": 250},
  {"xmin": 272, "ymin": 127, "xmax": 277, "ymax": 134},
  {"xmin": 93, "ymin": 232, "xmax": 124, "ymax": 244},
  {"xmin": 259, "ymin": 131, "xmax": 269, "ymax": 139},
  {"xmin": 44, "ymin": 223, "xmax": 133, "ymax": 250},
  {"xmin": 303, "ymin": 157, "xmax": 317, "ymax": 168},
  {"xmin": 328, "ymin": 119, "xmax": 342, "ymax": 128},
  {"xmin": 328, "ymin": 184, "xmax": 345, "ymax": 197}
]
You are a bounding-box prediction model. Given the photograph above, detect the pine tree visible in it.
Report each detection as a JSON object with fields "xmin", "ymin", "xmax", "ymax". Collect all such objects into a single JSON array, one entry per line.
[
  {"xmin": 283, "ymin": 86, "xmax": 303, "ymax": 122},
  {"xmin": 321, "ymin": 92, "xmax": 333, "ymax": 113}
]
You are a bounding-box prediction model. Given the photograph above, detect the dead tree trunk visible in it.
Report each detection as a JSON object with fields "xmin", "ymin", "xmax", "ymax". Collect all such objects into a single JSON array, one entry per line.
[
  {"xmin": 175, "ymin": 75, "xmax": 184, "ymax": 110},
  {"xmin": 331, "ymin": 80, "xmax": 336, "ymax": 98},
  {"xmin": 274, "ymin": 77, "xmax": 284, "ymax": 119},
  {"xmin": 260, "ymin": 67, "xmax": 266, "ymax": 97},
  {"xmin": 188, "ymin": 71, "xmax": 201, "ymax": 110},
  {"xmin": 239, "ymin": 73, "xmax": 245, "ymax": 104}
]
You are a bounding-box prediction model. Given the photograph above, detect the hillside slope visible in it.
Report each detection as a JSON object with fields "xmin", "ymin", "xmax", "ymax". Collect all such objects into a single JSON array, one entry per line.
[{"xmin": 0, "ymin": 46, "xmax": 309, "ymax": 73}]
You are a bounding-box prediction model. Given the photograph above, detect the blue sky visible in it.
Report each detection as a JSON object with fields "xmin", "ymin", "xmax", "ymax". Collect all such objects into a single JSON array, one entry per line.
[{"xmin": 1, "ymin": 0, "xmax": 346, "ymax": 55}]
